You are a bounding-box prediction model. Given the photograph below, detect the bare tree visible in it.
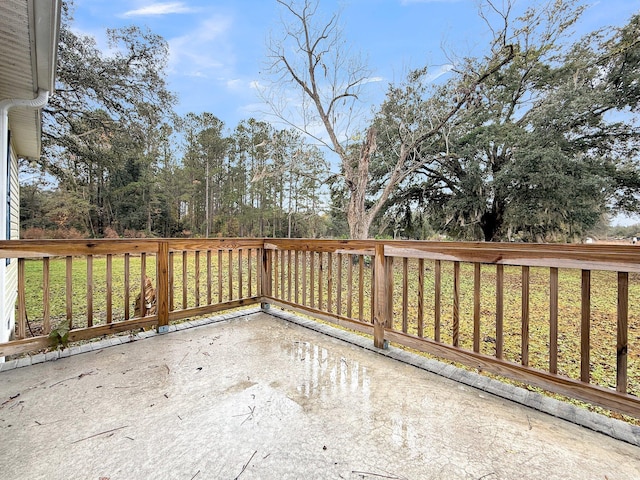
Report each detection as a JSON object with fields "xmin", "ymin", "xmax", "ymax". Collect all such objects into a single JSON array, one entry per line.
[{"xmin": 265, "ymin": 0, "xmax": 516, "ymax": 239}]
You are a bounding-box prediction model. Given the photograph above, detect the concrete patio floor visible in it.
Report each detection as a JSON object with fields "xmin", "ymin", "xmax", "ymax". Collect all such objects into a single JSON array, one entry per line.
[{"xmin": 1, "ymin": 310, "xmax": 639, "ymax": 480}]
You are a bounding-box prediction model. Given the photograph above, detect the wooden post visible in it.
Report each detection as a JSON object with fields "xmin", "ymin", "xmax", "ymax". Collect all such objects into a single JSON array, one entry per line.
[
  {"xmin": 373, "ymin": 243, "xmax": 389, "ymax": 349},
  {"xmin": 261, "ymin": 247, "xmax": 273, "ymax": 310},
  {"xmin": 156, "ymin": 241, "xmax": 170, "ymax": 332}
]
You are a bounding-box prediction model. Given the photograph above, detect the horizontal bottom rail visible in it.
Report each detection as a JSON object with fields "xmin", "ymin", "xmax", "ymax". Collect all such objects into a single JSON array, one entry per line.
[
  {"xmin": 0, "ymin": 316, "xmax": 159, "ymax": 358},
  {"xmin": 1, "ymin": 298, "xmax": 262, "ymax": 358},
  {"xmin": 169, "ymin": 297, "xmax": 261, "ymax": 322},
  {"xmin": 264, "ymin": 297, "xmax": 374, "ymax": 338},
  {"xmin": 384, "ymin": 330, "xmax": 640, "ymax": 419}
]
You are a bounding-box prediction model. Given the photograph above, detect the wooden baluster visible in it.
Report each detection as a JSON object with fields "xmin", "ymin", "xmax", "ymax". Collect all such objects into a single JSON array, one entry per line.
[
  {"xmin": 617, "ymin": 271, "xmax": 628, "ymax": 393},
  {"xmin": 385, "ymin": 255, "xmax": 393, "ymax": 329},
  {"xmin": 195, "ymin": 250, "xmax": 201, "ymax": 307},
  {"xmin": 453, "ymin": 261, "xmax": 460, "ymax": 347},
  {"xmin": 302, "ymin": 250, "xmax": 307, "ymax": 306},
  {"xmin": 418, "ymin": 258, "xmax": 424, "ymax": 338},
  {"xmin": 228, "ymin": 249, "xmax": 233, "ymax": 301},
  {"xmin": 434, "ymin": 260, "xmax": 441, "ymax": 342},
  {"xmin": 257, "ymin": 248, "xmax": 262, "ymax": 295},
  {"xmin": 238, "ymin": 249, "xmax": 243, "ymax": 299},
  {"xmin": 336, "ymin": 253, "xmax": 343, "ymax": 316},
  {"xmin": 247, "ymin": 249, "xmax": 252, "ymax": 298},
  {"xmin": 273, "ymin": 249, "xmax": 279, "ymax": 299},
  {"xmin": 369, "ymin": 257, "xmax": 376, "ymax": 325},
  {"xmin": 549, "ymin": 267, "xmax": 559, "ymax": 374},
  {"xmin": 182, "ymin": 251, "xmax": 187, "ymax": 310},
  {"xmin": 124, "ymin": 254, "xmax": 130, "ymax": 319},
  {"xmin": 581, "ymin": 269, "xmax": 591, "ymax": 383},
  {"xmin": 496, "ymin": 264, "xmax": 504, "ymax": 359},
  {"xmin": 294, "ymin": 250, "xmax": 299, "ymax": 304},
  {"xmin": 66, "ymin": 256, "xmax": 73, "ymax": 329},
  {"xmin": 402, "ymin": 257, "xmax": 409, "ymax": 333},
  {"xmin": 521, "ymin": 265, "xmax": 530, "ymax": 366},
  {"xmin": 87, "ymin": 255, "xmax": 93, "ymax": 328},
  {"xmin": 318, "ymin": 252, "xmax": 324, "ymax": 310},
  {"xmin": 327, "ymin": 252, "xmax": 333, "ymax": 313},
  {"xmin": 287, "ymin": 250, "xmax": 292, "ymax": 302},
  {"xmin": 344, "ymin": 254, "xmax": 351, "ymax": 319},
  {"xmin": 207, "ymin": 250, "xmax": 212, "ymax": 305},
  {"xmin": 106, "ymin": 254, "xmax": 113, "ymax": 323},
  {"xmin": 217, "ymin": 249, "xmax": 223, "ymax": 303},
  {"xmin": 358, "ymin": 255, "xmax": 364, "ymax": 322},
  {"xmin": 280, "ymin": 250, "xmax": 286, "ymax": 299},
  {"xmin": 473, "ymin": 262, "xmax": 481, "ymax": 353},
  {"xmin": 17, "ymin": 258, "xmax": 26, "ymax": 339},
  {"xmin": 169, "ymin": 251, "xmax": 174, "ymax": 312},
  {"xmin": 310, "ymin": 252, "xmax": 315, "ymax": 309},
  {"xmin": 43, "ymin": 257, "xmax": 50, "ymax": 334}
]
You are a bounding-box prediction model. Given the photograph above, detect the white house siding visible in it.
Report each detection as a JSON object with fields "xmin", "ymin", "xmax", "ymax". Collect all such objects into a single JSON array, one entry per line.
[
  {"xmin": 10, "ymin": 142, "xmax": 19, "ymax": 240},
  {"xmin": 2, "ymin": 143, "xmax": 19, "ymax": 344}
]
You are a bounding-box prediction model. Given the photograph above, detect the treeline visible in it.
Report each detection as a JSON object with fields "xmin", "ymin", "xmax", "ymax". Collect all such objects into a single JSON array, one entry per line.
[
  {"xmin": 21, "ymin": 4, "xmax": 331, "ymax": 239},
  {"xmin": 21, "ymin": 114, "xmax": 329, "ymax": 239}
]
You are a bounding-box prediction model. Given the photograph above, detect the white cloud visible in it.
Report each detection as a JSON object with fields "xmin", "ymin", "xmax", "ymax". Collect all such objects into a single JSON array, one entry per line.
[
  {"xmin": 425, "ymin": 64, "xmax": 453, "ymax": 82},
  {"xmin": 226, "ymin": 79, "xmax": 244, "ymax": 90},
  {"xmin": 167, "ymin": 15, "xmax": 234, "ymax": 78},
  {"xmin": 357, "ymin": 76, "xmax": 384, "ymax": 86},
  {"xmin": 122, "ymin": 2, "xmax": 195, "ymax": 17}
]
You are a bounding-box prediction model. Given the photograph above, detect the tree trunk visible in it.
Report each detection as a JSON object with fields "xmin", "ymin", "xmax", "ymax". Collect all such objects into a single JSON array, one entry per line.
[
  {"xmin": 345, "ymin": 128, "xmax": 377, "ymax": 239},
  {"xmin": 481, "ymin": 198, "xmax": 505, "ymax": 242}
]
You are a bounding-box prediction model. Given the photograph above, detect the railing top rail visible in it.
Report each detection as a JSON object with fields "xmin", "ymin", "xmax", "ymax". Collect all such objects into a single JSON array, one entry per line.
[
  {"xmin": 384, "ymin": 242, "xmax": 640, "ymax": 272},
  {"xmin": 265, "ymin": 239, "xmax": 376, "ymax": 254},
  {"xmin": 167, "ymin": 238, "xmax": 265, "ymax": 252},
  {"xmin": 0, "ymin": 238, "xmax": 267, "ymax": 258},
  {"xmin": 0, "ymin": 239, "xmax": 161, "ymax": 258},
  {"xmin": 266, "ymin": 239, "xmax": 640, "ymax": 272},
  {"xmin": 1, "ymin": 237, "xmax": 639, "ymax": 271}
]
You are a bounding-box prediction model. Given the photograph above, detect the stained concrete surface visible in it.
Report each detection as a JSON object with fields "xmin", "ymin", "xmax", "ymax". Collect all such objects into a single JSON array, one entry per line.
[{"xmin": 0, "ymin": 312, "xmax": 639, "ymax": 480}]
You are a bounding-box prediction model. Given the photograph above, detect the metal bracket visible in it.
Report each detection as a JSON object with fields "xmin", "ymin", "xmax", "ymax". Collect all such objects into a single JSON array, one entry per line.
[{"xmin": 157, "ymin": 325, "xmax": 169, "ymax": 334}]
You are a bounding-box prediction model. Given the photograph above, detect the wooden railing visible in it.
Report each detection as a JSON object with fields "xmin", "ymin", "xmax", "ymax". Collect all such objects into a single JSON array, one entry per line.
[
  {"xmin": 0, "ymin": 239, "xmax": 262, "ymax": 357},
  {"xmin": 263, "ymin": 239, "xmax": 640, "ymax": 419},
  {"xmin": 0, "ymin": 238, "xmax": 638, "ymax": 418}
]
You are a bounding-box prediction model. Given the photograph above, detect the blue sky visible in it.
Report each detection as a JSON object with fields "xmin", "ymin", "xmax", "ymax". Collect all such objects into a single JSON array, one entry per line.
[
  {"xmin": 72, "ymin": 0, "xmax": 640, "ymax": 127},
  {"xmin": 72, "ymin": 0, "xmax": 640, "ymax": 225}
]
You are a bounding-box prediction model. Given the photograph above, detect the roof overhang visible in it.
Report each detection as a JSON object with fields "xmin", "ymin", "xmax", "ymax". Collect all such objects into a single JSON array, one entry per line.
[{"xmin": 0, "ymin": 0, "xmax": 61, "ymax": 159}]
